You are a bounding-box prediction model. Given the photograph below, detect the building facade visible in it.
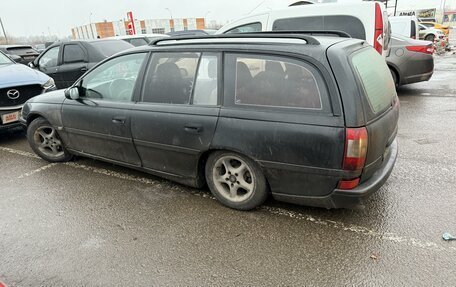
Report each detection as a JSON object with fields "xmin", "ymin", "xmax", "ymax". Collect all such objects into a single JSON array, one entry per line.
[{"xmin": 71, "ymin": 18, "xmax": 205, "ymax": 39}]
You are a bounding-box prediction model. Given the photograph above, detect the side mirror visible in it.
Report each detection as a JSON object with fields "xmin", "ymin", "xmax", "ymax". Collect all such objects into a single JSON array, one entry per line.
[
  {"xmin": 65, "ymin": 87, "xmax": 80, "ymax": 100},
  {"xmin": 28, "ymin": 62, "xmax": 35, "ymax": 68}
]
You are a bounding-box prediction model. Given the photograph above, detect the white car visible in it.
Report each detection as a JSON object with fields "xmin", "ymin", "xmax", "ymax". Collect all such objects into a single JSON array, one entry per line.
[{"xmin": 216, "ymin": 1, "xmax": 391, "ymax": 57}]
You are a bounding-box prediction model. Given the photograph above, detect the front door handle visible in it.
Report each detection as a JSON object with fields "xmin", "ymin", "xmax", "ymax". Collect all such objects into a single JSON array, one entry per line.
[
  {"xmin": 80, "ymin": 67, "xmax": 88, "ymax": 72},
  {"xmin": 184, "ymin": 123, "xmax": 203, "ymax": 134},
  {"xmin": 112, "ymin": 116, "xmax": 126, "ymax": 124}
]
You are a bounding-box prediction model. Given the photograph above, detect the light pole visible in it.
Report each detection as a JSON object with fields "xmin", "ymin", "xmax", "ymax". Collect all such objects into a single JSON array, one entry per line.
[
  {"xmin": 165, "ymin": 8, "xmax": 173, "ymax": 19},
  {"xmin": 0, "ymin": 17, "xmax": 8, "ymax": 44},
  {"xmin": 89, "ymin": 12, "xmax": 95, "ymax": 39}
]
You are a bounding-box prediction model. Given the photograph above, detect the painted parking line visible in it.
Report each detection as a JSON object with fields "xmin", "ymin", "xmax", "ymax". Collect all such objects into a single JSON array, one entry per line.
[
  {"xmin": 16, "ymin": 163, "xmax": 58, "ymax": 179},
  {"xmin": 1, "ymin": 146, "xmax": 455, "ymax": 253}
]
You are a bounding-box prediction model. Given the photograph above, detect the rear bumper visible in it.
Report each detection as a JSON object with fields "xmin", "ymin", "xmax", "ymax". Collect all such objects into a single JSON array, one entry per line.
[
  {"xmin": 272, "ymin": 140, "xmax": 398, "ymax": 209},
  {"xmin": 402, "ymin": 70, "xmax": 434, "ymax": 85}
]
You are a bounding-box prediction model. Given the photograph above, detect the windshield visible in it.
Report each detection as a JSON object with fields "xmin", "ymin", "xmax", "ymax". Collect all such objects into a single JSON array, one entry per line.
[
  {"xmin": 0, "ymin": 52, "xmax": 13, "ymax": 64},
  {"xmin": 90, "ymin": 40, "xmax": 134, "ymax": 57}
]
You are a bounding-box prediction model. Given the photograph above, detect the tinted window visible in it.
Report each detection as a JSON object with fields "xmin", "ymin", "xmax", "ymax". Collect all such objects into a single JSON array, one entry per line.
[
  {"xmin": 411, "ymin": 20, "xmax": 417, "ymax": 38},
  {"xmin": 6, "ymin": 46, "xmax": 37, "ymax": 55},
  {"xmin": 90, "ymin": 40, "xmax": 134, "ymax": 57},
  {"xmin": 142, "ymin": 52, "xmax": 200, "ymax": 104},
  {"xmin": 351, "ymin": 48, "xmax": 395, "ymax": 114},
  {"xmin": 225, "ymin": 22, "xmax": 262, "ymax": 34},
  {"xmin": 127, "ymin": 38, "xmax": 149, "ymax": 47},
  {"xmin": 39, "ymin": 46, "xmax": 60, "ymax": 68},
  {"xmin": 80, "ymin": 53, "xmax": 146, "ymax": 102},
  {"xmin": 233, "ymin": 55, "xmax": 322, "ymax": 109},
  {"xmin": 273, "ymin": 16, "xmax": 366, "ymax": 40},
  {"xmin": 63, "ymin": 44, "xmax": 85, "ymax": 63},
  {"xmin": 193, "ymin": 54, "xmax": 218, "ymax": 105}
]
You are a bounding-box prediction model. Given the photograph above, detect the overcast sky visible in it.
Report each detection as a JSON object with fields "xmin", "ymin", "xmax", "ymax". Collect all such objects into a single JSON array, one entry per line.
[{"xmin": 0, "ymin": 0, "xmax": 453, "ymax": 37}]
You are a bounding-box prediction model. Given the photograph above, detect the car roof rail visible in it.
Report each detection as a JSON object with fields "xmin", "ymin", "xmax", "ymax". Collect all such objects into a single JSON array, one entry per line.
[
  {"xmin": 150, "ymin": 32, "xmax": 321, "ymax": 46},
  {"xmin": 150, "ymin": 30, "xmax": 351, "ymax": 46}
]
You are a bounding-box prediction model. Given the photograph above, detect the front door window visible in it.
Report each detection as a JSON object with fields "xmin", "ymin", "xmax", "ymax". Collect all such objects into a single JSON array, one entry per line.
[
  {"xmin": 38, "ymin": 46, "xmax": 60, "ymax": 69},
  {"xmin": 80, "ymin": 53, "xmax": 147, "ymax": 102}
]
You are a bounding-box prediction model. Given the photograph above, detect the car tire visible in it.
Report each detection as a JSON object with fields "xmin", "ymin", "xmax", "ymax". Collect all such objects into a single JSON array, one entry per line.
[
  {"xmin": 389, "ymin": 68, "xmax": 398, "ymax": 87},
  {"xmin": 205, "ymin": 151, "xmax": 269, "ymax": 210},
  {"xmin": 425, "ymin": 34, "xmax": 435, "ymax": 41},
  {"xmin": 27, "ymin": 117, "xmax": 73, "ymax": 163}
]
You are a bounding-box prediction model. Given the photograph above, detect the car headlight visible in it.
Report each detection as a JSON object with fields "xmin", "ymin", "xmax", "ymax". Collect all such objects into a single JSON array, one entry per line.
[{"xmin": 43, "ymin": 78, "xmax": 56, "ymax": 91}]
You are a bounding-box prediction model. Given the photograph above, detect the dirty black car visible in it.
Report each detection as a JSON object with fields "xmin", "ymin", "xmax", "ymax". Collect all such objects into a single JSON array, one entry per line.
[
  {"xmin": 28, "ymin": 39, "xmax": 134, "ymax": 89},
  {"xmin": 21, "ymin": 34, "xmax": 399, "ymax": 210}
]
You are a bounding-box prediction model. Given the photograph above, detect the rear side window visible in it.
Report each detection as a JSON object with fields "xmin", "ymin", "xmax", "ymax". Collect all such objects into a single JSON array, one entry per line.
[
  {"xmin": 232, "ymin": 54, "xmax": 322, "ymax": 109},
  {"xmin": 63, "ymin": 44, "xmax": 85, "ymax": 63},
  {"xmin": 411, "ymin": 20, "xmax": 417, "ymax": 38},
  {"xmin": 273, "ymin": 16, "xmax": 366, "ymax": 40},
  {"xmin": 225, "ymin": 22, "xmax": 262, "ymax": 34},
  {"xmin": 351, "ymin": 48, "xmax": 395, "ymax": 114}
]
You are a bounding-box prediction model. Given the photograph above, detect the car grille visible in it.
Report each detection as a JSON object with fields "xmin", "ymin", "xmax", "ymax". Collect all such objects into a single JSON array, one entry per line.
[{"xmin": 0, "ymin": 84, "xmax": 43, "ymax": 107}]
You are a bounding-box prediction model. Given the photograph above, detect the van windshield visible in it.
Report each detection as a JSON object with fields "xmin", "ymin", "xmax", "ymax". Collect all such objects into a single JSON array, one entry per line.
[{"xmin": 351, "ymin": 48, "xmax": 395, "ymax": 115}]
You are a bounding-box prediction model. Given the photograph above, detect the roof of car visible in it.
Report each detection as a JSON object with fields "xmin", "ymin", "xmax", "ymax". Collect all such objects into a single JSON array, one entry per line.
[
  {"xmin": 149, "ymin": 33, "xmax": 352, "ymax": 47},
  {"xmin": 119, "ymin": 33, "xmax": 360, "ymax": 59}
]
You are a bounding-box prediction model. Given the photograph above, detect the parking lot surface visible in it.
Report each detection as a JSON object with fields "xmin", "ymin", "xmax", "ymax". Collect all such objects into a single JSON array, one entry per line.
[{"xmin": 1, "ymin": 55, "xmax": 456, "ymax": 286}]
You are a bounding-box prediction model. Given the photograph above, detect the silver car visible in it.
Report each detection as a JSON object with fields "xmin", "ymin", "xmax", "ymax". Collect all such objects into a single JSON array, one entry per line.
[{"xmin": 387, "ymin": 34, "xmax": 434, "ymax": 87}]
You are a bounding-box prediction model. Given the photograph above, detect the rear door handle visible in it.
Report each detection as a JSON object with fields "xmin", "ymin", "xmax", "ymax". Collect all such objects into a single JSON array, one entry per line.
[
  {"xmin": 80, "ymin": 67, "xmax": 88, "ymax": 72},
  {"xmin": 112, "ymin": 116, "xmax": 126, "ymax": 124},
  {"xmin": 184, "ymin": 123, "xmax": 203, "ymax": 134}
]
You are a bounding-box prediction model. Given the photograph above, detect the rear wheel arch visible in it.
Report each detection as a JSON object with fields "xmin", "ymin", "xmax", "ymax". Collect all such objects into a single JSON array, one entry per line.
[
  {"xmin": 388, "ymin": 65, "xmax": 400, "ymax": 87},
  {"xmin": 196, "ymin": 148, "xmax": 271, "ymax": 190}
]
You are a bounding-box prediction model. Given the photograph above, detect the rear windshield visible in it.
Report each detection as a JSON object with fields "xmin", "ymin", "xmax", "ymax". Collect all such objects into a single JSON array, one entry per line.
[
  {"xmin": 351, "ymin": 48, "xmax": 395, "ymax": 115},
  {"xmin": 6, "ymin": 47, "xmax": 38, "ymax": 56},
  {"xmin": 273, "ymin": 16, "xmax": 366, "ymax": 40},
  {"xmin": 90, "ymin": 40, "xmax": 133, "ymax": 57}
]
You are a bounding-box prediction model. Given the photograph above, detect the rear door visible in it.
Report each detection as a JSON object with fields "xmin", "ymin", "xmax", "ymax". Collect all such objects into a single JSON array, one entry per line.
[
  {"xmin": 212, "ymin": 52, "xmax": 345, "ymax": 197},
  {"xmin": 349, "ymin": 47, "xmax": 399, "ymax": 180},
  {"xmin": 130, "ymin": 52, "xmax": 220, "ymax": 179},
  {"xmin": 59, "ymin": 43, "xmax": 88, "ymax": 88}
]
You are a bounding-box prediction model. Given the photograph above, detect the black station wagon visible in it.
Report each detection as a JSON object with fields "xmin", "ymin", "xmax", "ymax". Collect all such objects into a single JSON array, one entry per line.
[{"xmin": 21, "ymin": 34, "xmax": 399, "ymax": 210}]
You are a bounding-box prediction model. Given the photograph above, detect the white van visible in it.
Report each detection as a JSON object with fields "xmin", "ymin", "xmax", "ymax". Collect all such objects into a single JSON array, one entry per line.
[
  {"xmin": 389, "ymin": 16, "xmax": 419, "ymax": 39},
  {"xmin": 216, "ymin": 1, "xmax": 391, "ymax": 57}
]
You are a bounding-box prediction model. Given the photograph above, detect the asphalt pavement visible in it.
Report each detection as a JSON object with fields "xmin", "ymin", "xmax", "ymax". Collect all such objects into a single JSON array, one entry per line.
[{"xmin": 1, "ymin": 54, "xmax": 456, "ymax": 286}]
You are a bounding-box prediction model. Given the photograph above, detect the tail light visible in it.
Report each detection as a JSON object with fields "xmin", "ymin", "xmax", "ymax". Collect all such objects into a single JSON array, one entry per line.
[
  {"xmin": 338, "ymin": 127, "xmax": 368, "ymax": 190},
  {"xmin": 406, "ymin": 45, "xmax": 434, "ymax": 54},
  {"xmin": 374, "ymin": 2, "xmax": 383, "ymax": 55}
]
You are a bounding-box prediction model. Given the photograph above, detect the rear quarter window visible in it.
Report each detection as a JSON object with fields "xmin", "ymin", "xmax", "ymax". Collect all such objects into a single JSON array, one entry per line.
[
  {"xmin": 272, "ymin": 16, "xmax": 366, "ymax": 40},
  {"xmin": 225, "ymin": 53, "xmax": 330, "ymax": 111},
  {"xmin": 351, "ymin": 48, "xmax": 395, "ymax": 116}
]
